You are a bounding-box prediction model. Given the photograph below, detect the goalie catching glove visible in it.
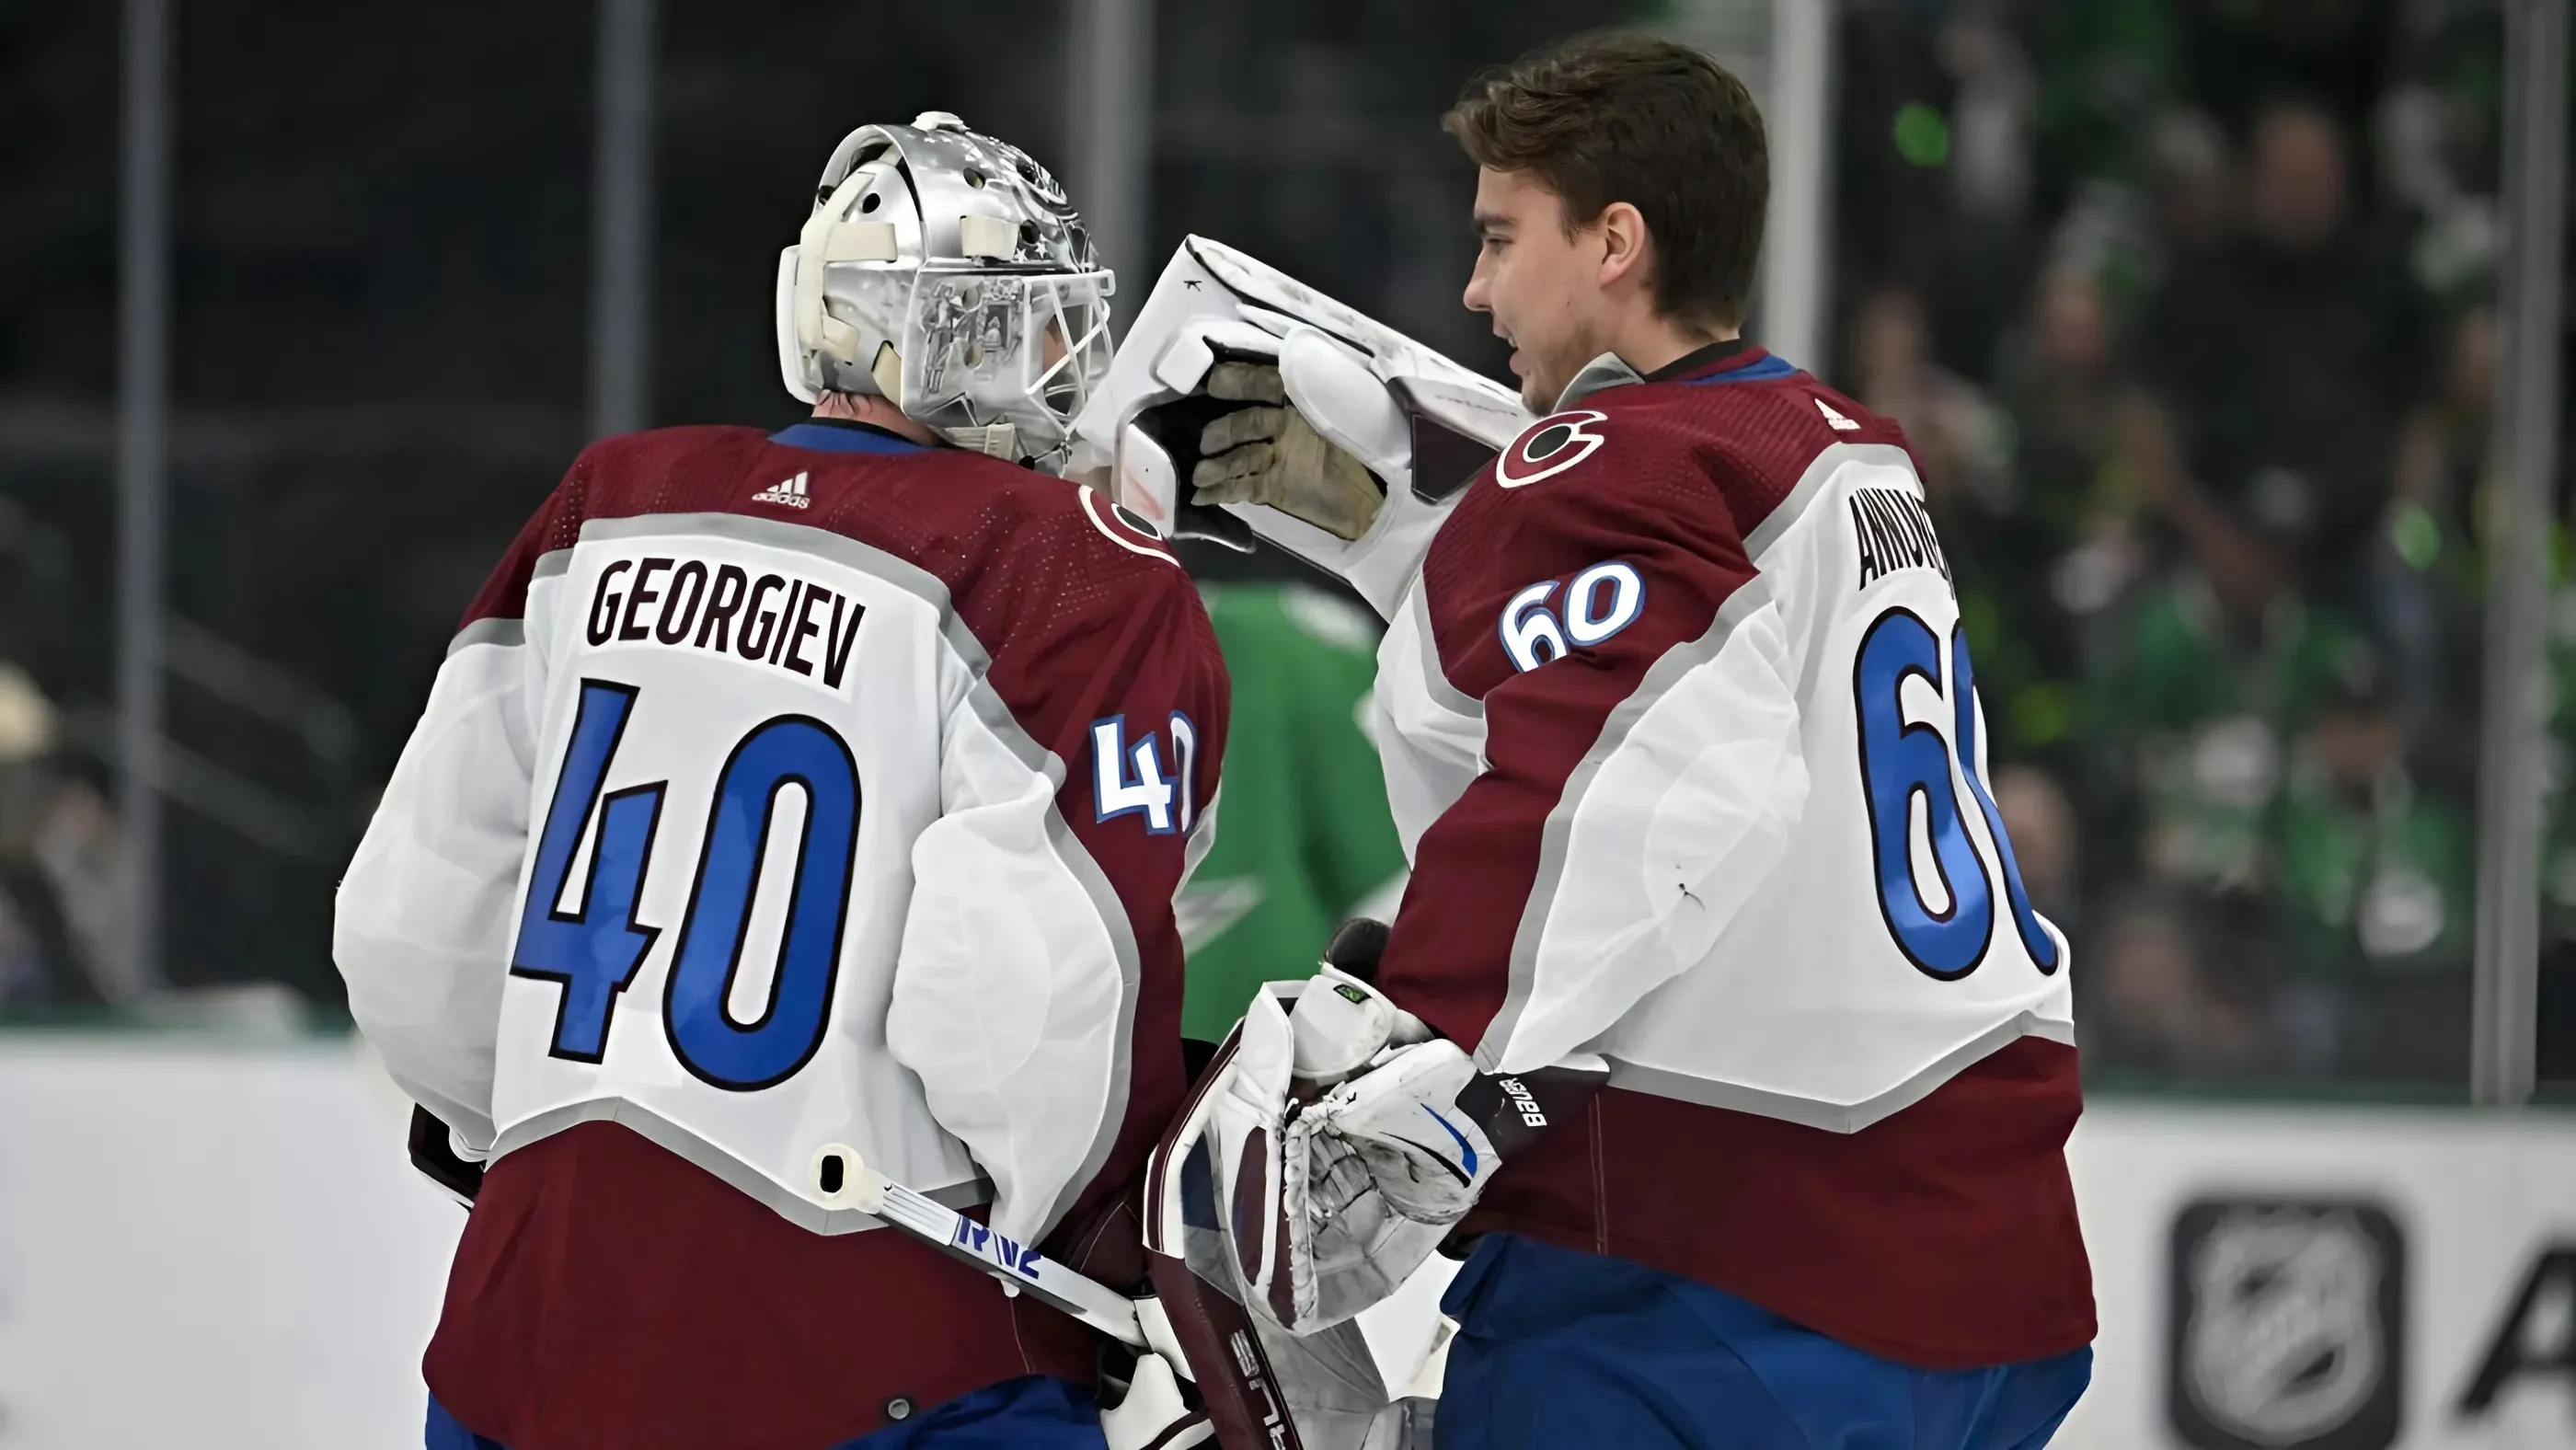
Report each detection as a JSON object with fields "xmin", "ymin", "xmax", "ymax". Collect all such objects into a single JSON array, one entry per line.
[{"xmin": 1208, "ymin": 928, "xmax": 1607, "ymax": 1333}]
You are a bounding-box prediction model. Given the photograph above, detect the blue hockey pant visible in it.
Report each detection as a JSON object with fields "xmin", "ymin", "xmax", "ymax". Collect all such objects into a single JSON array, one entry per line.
[
  {"xmin": 1437, "ymin": 1233, "xmax": 2091, "ymax": 1450},
  {"xmin": 425, "ymin": 1374, "xmax": 1105, "ymax": 1450}
]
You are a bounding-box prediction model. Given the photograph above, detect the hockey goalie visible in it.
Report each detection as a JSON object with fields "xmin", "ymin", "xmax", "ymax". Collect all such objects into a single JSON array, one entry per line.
[
  {"xmin": 1081, "ymin": 31, "xmax": 2099, "ymax": 1450},
  {"xmin": 338, "ymin": 112, "xmax": 1231, "ymax": 1450}
]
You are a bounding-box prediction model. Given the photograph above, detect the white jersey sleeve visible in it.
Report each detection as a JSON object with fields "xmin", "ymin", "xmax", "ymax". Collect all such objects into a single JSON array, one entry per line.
[
  {"xmin": 334, "ymin": 616, "xmax": 543, "ymax": 1156},
  {"xmin": 885, "ymin": 592, "xmax": 1215, "ymax": 1240}
]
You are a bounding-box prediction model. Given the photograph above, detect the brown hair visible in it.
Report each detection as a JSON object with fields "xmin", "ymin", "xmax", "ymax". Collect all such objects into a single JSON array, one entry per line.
[{"xmin": 1444, "ymin": 32, "xmax": 1769, "ymax": 329}]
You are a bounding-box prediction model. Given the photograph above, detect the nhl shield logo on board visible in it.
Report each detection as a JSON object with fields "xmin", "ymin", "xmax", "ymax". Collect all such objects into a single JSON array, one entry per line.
[{"xmin": 2168, "ymin": 1197, "xmax": 2405, "ymax": 1450}]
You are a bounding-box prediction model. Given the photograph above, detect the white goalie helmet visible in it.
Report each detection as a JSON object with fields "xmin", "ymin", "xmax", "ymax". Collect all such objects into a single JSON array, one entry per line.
[{"xmin": 776, "ymin": 111, "xmax": 1114, "ymax": 474}]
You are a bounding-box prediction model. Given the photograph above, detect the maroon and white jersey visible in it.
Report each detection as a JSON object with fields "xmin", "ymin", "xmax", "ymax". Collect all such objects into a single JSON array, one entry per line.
[
  {"xmin": 335, "ymin": 419, "xmax": 1226, "ymax": 1447},
  {"xmin": 1370, "ymin": 342, "xmax": 2094, "ymax": 1367}
]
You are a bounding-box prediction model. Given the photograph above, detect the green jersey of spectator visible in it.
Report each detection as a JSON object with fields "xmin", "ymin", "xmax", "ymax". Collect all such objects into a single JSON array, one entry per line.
[
  {"xmin": 2274, "ymin": 763, "xmax": 2474, "ymax": 973},
  {"xmin": 1179, "ymin": 583, "xmax": 1408, "ymax": 1041},
  {"xmin": 2102, "ymin": 575, "xmax": 2363, "ymax": 737},
  {"xmin": 2093, "ymin": 573, "xmax": 2369, "ymax": 892}
]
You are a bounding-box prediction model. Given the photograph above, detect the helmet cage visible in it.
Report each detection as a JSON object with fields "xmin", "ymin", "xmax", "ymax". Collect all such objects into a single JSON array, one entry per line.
[{"xmin": 899, "ymin": 261, "xmax": 1114, "ymax": 461}]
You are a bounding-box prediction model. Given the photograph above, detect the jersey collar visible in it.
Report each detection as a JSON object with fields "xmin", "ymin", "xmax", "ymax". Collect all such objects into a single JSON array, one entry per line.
[
  {"xmin": 1551, "ymin": 353, "xmax": 1647, "ymax": 412},
  {"xmin": 768, "ymin": 419, "xmax": 935, "ymax": 455},
  {"xmin": 1551, "ymin": 337, "xmax": 1786, "ymax": 410},
  {"xmin": 1645, "ymin": 337, "xmax": 1754, "ymax": 382}
]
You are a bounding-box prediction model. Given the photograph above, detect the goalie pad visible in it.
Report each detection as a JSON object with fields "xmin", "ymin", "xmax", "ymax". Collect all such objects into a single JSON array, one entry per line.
[
  {"xmin": 1144, "ymin": 987, "xmax": 1422, "ymax": 1450},
  {"xmin": 1135, "ymin": 976, "xmax": 1604, "ymax": 1445},
  {"xmin": 1195, "ymin": 982, "xmax": 1611, "ymax": 1331},
  {"xmin": 1284, "ymin": 933, "xmax": 1604, "ymax": 1228},
  {"xmin": 1219, "ymin": 986, "xmax": 1453, "ymax": 1336},
  {"xmin": 1067, "ymin": 236, "xmax": 1533, "ymax": 618}
]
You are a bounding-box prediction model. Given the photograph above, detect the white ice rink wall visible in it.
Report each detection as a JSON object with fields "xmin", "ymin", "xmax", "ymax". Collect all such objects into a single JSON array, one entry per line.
[
  {"xmin": 2061, "ymin": 1105, "xmax": 2576, "ymax": 1450},
  {"xmin": 0, "ymin": 1038, "xmax": 463, "ymax": 1449},
  {"xmin": 1, "ymin": 1036, "xmax": 2570, "ymax": 1450}
]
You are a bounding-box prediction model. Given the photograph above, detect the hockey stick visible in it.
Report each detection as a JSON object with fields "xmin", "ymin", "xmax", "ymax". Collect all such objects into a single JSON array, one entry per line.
[
  {"xmin": 844, "ymin": 1153, "xmax": 1226, "ymax": 1449},
  {"xmin": 836, "ymin": 1149, "xmax": 1150, "ymax": 1350},
  {"xmin": 408, "ymin": 1104, "xmax": 486, "ymax": 1207},
  {"xmin": 401, "ymin": 1104, "xmax": 1147, "ymax": 1348}
]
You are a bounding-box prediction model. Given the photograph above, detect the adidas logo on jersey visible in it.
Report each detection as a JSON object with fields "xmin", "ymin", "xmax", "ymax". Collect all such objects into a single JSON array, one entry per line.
[
  {"xmin": 1815, "ymin": 397, "xmax": 1861, "ymax": 432},
  {"xmin": 754, "ymin": 471, "xmax": 812, "ymax": 509}
]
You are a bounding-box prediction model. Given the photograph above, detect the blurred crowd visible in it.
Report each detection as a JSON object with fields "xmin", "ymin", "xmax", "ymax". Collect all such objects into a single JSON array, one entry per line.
[
  {"xmin": 0, "ymin": 657, "xmax": 311, "ymax": 1032},
  {"xmin": 1833, "ymin": 0, "xmax": 2568, "ymax": 1085},
  {"xmin": 0, "ymin": 662, "xmax": 131, "ymax": 1013}
]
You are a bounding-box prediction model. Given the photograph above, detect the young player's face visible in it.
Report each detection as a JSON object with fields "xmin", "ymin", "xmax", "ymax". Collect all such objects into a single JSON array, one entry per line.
[{"xmin": 1464, "ymin": 166, "xmax": 1611, "ymax": 413}]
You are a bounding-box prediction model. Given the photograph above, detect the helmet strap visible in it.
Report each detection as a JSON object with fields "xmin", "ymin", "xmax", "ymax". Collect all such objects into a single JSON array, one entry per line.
[
  {"xmin": 944, "ymin": 422, "xmax": 1021, "ymax": 460},
  {"xmin": 869, "ymin": 342, "xmax": 903, "ymax": 404}
]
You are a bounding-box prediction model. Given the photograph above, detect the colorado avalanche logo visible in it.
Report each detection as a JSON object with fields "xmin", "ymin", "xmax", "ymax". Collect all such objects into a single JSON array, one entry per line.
[
  {"xmin": 1495, "ymin": 410, "xmax": 1609, "ymax": 489},
  {"xmin": 1080, "ymin": 487, "xmax": 1179, "ymax": 566}
]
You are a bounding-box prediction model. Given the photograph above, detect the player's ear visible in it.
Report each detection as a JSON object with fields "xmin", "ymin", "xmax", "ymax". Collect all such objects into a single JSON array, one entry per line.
[{"xmin": 1595, "ymin": 201, "xmax": 1651, "ymax": 292}]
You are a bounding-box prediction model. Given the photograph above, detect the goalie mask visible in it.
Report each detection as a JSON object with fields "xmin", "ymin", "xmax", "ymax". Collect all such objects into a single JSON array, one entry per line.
[{"xmin": 776, "ymin": 111, "xmax": 1113, "ymax": 475}]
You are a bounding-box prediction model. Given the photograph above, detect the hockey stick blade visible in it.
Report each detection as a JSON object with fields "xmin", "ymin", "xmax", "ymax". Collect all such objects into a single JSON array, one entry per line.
[
  {"xmin": 407, "ymin": 1104, "xmax": 485, "ymax": 1207},
  {"xmin": 842, "ymin": 1151, "xmax": 1148, "ymax": 1349}
]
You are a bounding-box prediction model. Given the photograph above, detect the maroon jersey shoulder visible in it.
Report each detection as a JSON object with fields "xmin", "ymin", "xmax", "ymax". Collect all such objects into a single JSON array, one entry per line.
[
  {"xmin": 1420, "ymin": 375, "xmax": 1800, "ymax": 705},
  {"xmin": 462, "ymin": 425, "xmax": 1205, "ymax": 658},
  {"xmin": 1593, "ymin": 360, "xmax": 1910, "ymax": 537},
  {"xmin": 1431, "ymin": 357, "xmax": 1905, "ymax": 596}
]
